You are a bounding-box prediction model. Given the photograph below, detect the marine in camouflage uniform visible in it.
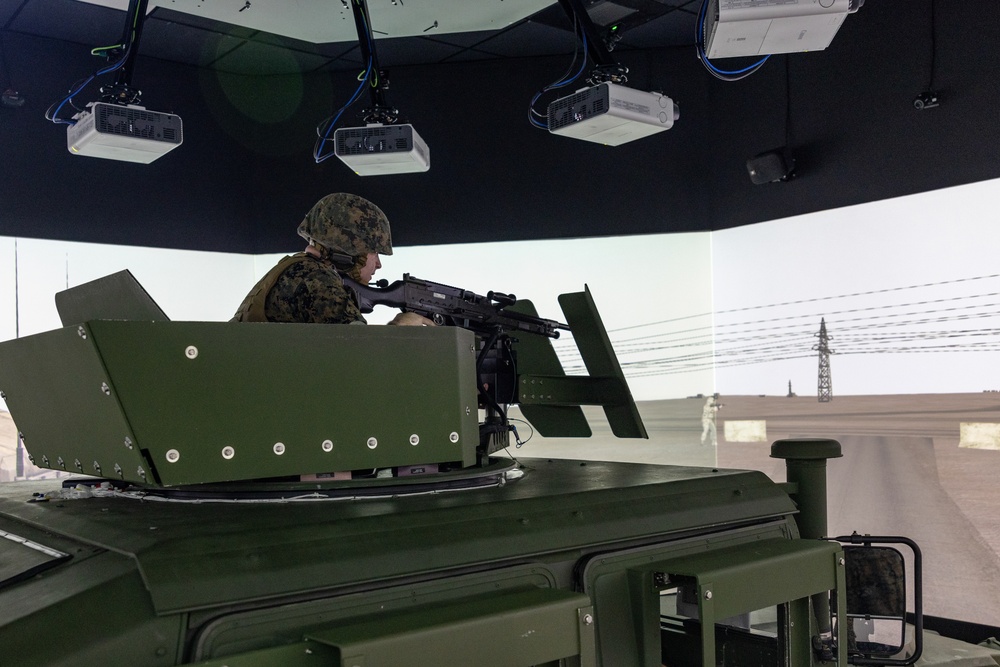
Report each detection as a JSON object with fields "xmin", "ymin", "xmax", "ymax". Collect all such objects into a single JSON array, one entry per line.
[{"xmin": 232, "ymin": 193, "xmax": 393, "ymax": 324}]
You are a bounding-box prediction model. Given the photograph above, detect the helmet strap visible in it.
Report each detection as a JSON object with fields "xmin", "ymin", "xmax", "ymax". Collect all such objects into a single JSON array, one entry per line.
[{"xmin": 346, "ymin": 254, "xmax": 369, "ymax": 284}]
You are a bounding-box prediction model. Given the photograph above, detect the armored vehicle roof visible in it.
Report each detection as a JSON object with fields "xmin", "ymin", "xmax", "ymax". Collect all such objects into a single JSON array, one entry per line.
[{"xmin": 0, "ymin": 459, "xmax": 792, "ymax": 615}]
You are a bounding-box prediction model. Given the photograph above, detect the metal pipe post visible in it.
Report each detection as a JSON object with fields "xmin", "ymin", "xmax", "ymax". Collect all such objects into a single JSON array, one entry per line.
[{"xmin": 771, "ymin": 438, "xmax": 843, "ymax": 642}]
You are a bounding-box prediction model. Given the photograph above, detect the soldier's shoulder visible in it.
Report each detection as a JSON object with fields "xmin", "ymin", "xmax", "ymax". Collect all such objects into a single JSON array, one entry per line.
[{"xmin": 279, "ymin": 256, "xmax": 342, "ymax": 284}]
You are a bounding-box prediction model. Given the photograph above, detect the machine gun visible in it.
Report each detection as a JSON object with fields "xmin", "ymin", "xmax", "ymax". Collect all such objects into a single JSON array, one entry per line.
[
  {"xmin": 341, "ymin": 273, "xmax": 570, "ymax": 339},
  {"xmin": 342, "ymin": 272, "xmax": 577, "ymax": 452}
]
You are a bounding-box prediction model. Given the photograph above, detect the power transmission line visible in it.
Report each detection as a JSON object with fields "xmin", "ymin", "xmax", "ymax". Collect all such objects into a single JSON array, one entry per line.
[{"xmin": 553, "ymin": 273, "xmax": 1000, "ymax": 380}]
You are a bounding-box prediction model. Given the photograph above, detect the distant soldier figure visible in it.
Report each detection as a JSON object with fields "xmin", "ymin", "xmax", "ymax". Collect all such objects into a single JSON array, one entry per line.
[
  {"xmin": 233, "ymin": 193, "xmax": 430, "ymax": 326},
  {"xmin": 701, "ymin": 395, "xmax": 720, "ymax": 446}
]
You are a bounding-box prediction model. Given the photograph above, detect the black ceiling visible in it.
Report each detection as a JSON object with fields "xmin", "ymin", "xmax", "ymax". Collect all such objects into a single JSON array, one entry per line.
[{"xmin": 2, "ymin": 1, "xmax": 1000, "ymax": 255}]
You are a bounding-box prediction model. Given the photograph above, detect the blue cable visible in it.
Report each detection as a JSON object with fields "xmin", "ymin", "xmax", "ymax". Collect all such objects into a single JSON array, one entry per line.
[
  {"xmin": 696, "ymin": 0, "xmax": 769, "ymax": 80},
  {"xmin": 313, "ymin": 57, "xmax": 373, "ymax": 163},
  {"xmin": 528, "ymin": 18, "xmax": 589, "ymax": 130},
  {"xmin": 47, "ymin": 4, "xmax": 142, "ymax": 126},
  {"xmin": 46, "ymin": 45, "xmax": 133, "ymax": 125},
  {"xmin": 314, "ymin": 0, "xmax": 378, "ymax": 162}
]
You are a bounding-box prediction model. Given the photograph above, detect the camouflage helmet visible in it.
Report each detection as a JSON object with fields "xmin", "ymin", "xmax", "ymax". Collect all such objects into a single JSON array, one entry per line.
[{"xmin": 297, "ymin": 193, "xmax": 393, "ymax": 257}]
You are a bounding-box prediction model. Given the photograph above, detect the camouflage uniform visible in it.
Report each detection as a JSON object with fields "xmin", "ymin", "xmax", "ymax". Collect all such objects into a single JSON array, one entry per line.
[{"xmin": 232, "ymin": 194, "xmax": 391, "ymax": 324}]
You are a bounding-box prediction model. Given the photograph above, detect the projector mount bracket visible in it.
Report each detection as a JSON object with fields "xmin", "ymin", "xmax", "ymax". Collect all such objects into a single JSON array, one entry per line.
[
  {"xmin": 555, "ymin": 0, "xmax": 629, "ymax": 86},
  {"xmin": 349, "ymin": 0, "xmax": 399, "ymax": 125},
  {"xmin": 98, "ymin": 0, "xmax": 150, "ymax": 107}
]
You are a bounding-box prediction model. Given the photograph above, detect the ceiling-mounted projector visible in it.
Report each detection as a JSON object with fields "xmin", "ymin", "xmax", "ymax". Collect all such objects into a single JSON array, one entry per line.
[
  {"xmin": 705, "ymin": 0, "xmax": 864, "ymax": 59},
  {"xmin": 547, "ymin": 82, "xmax": 677, "ymax": 147},
  {"xmin": 334, "ymin": 124, "xmax": 429, "ymax": 176},
  {"xmin": 67, "ymin": 102, "xmax": 183, "ymax": 164}
]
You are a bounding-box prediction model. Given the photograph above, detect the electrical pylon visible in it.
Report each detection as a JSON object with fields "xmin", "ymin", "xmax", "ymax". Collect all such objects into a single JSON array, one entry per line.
[{"xmin": 814, "ymin": 318, "xmax": 834, "ymax": 402}]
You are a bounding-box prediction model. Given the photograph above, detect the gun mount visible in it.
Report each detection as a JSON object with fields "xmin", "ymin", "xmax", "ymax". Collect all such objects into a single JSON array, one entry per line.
[{"xmin": 0, "ymin": 270, "xmax": 645, "ymax": 488}]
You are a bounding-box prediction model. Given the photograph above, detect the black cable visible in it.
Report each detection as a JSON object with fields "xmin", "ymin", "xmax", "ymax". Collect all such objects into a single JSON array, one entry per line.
[
  {"xmin": 313, "ymin": 0, "xmax": 376, "ymax": 162},
  {"xmin": 0, "ymin": 31, "xmax": 12, "ymax": 88},
  {"xmin": 509, "ymin": 418, "xmax": 534, "ymax": 448},
  {"xmin": 528, "ymin": 12, "xmax": 589, "ymax": 130},
  {"xmin": 927, "ymin": 0, "xmax": 937, "ymax": 91},
  {"xmin": 784, "ymin": 54, "xmax": 793, "ymax": 148},
  {"xmin": 476, "ymin": 328, "xmax": 510, "ymax": 429},
  {"xmin": 44, "ymin": 0, "xmax": 144, "ymax": 125},
  {"xmin": 606, "ymin": 273, "xmax": 1000, "ymax": 335},
  {"xmin": 541, "ymin": 273, "xmax": 1000, "ymax": 382},
  {"xmin": 695, "ymin": 0, "xmax": 769, "ymax": 81}
]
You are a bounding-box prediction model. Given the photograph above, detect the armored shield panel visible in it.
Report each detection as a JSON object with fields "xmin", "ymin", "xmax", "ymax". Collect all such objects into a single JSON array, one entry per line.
[{"xmin": 0, "ymin": 322, "xmax": 478, "ymax": 486}]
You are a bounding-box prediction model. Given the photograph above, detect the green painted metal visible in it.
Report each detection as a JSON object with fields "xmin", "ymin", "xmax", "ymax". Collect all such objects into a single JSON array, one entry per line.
[
  {"xmin": 192, "ymin": 590, "xmax": 596, "ymax": 667},
  {"xmin": 0, "ymin": 279, "xmax": 937, "ymax": 667},
  {"xmin": 655, "ymin": 538, "xmax": 843, "ymax": 622},
  {"xmin": 645, "ymin": 539, "xmax": 846, "ymax": 667},
  {"xmin": 307, "ymin": 588, "xmax": 595, "ymax": 667},
  {"xmin": 558, "ymin": 286, "xmax": 647, "ymax": 438},
  {"xmin": 188, "ymin": 642, "xmax": 337, "ymax": 666},
  {"xmin": 771, "ymin": 438, "xmax": 843, "ymax": 461},
  {"xmin": 507, "ymin": 299, "xmax": 592, "ymax": 437},
  {"xmin": 0, "ymin": 451, "xmax": 934, "ymax": 667},
  {"xmin": 516, "ymin": 375, "xmax": 629, "ymax": 406},
  {"xmin": 583, "ymin": 521, "xmax": 797, "ymax": 666},
  {"xmin": 193, "ymin": 565, "xmax": 560, "ymax": 659},
  {"xmin": 0, "ymin": 543, "xmax": 185, "ymax": 666},
  {"xmin": 772, "ymin": 438, "xmax": 845, "ymax": 641},
  {"xmin": 0, "ymin": 463, "xmax": 794, "ymax": 616},
  {"xmin": 770, "ymin": 438, "xmax": 842, "ymax": 541},
  {"xmin": 0, "ymin": 324, "xmax": 150, "ymax": 480},
  {"xmin": 54, "ymin": 269, "xmax": 169, "ymax": 324},
  {"xmin": 0, "ymin": 323, "xmax": 479, "ymax": 486},
  {"xmin": 509, "ymin": 289, "xmax": 647, "ymax": 439}
]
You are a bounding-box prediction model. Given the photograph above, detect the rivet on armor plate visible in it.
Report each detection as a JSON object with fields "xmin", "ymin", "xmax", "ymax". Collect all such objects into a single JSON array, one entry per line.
[
  {"xmin": 77, "ymin": 326, "xmax": 87, "ymax": 339},
  {"xmin": 449, "ymin": 432, "xmax": 460, "ymax": 443},
  {"xmin": 165, "ymin": 449, "xmax": 181, "ymax": 463},
  {"xmin": 74, "ymin": 459, "xmax": 83, "ymax": 470},
  {"xmin": 57, "ymin": 457, "xmax": 65, "ymax": 469},
  {"xmin": 321, "ymin": 440, "xmax": 334, "ymax": 452},
  {"xmin": 41, "ymin": 455, "xmax": 49, "ymax": 466},
  {"xmin": 221, "ymin": 446, "xmax": 235, "ymax": 460},
  {"xmin": 114, "ymin": 463, "xmax": 123, "ymax": 478},
  {"xmin": 101, "ymin": 382, "xmax": 111, "ymax": 396},
  {"xmin": 409, "ymin": 434, "xmax": 420, "ymax": 446},
  {"xmin": 184, "ymin": 345, "xmax": 199, "ymax": 359},
  {"xmin": 92, "ymin": 460, "xmax": 101, "ymax": 473},
  {"xmin": 124, "ymin": 437, "xmax": 133, "ymax": 450},
  {"xmin": 704, "ymin": 590, "xmax": 713, "ymax": 600},
  {"xmin": 273, "ymin": 442, "xmax": 286, "ymax": 455},
  {"xmin": 583, "ymin": 614, "xmax": 594, "ymax": 625},
  {"xmin": 366, "ymin": 437, "xmax": 378, "ymax": 449},
  {"xmin": 137, "ymin": 466, "xmax": 146, "ymax": 478}
]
